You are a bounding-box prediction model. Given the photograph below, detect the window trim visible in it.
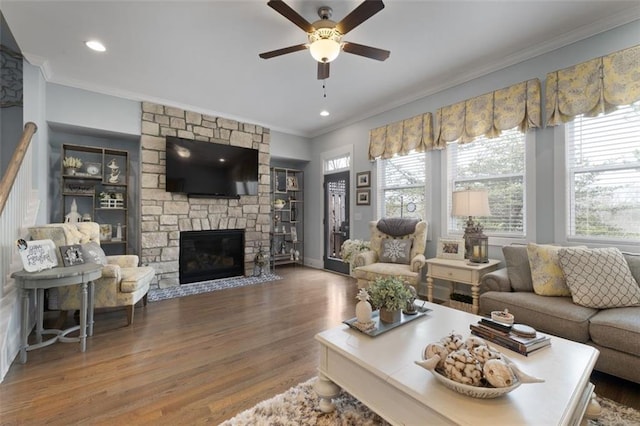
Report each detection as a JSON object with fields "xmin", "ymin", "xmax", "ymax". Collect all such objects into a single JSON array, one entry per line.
[
  {"xmin": 553, "ymin": 126, "xmax": 639, "ymax": 252},
  {"xmin": 441, "ymin": 131, "xmax": 536, "ymax": 248}
]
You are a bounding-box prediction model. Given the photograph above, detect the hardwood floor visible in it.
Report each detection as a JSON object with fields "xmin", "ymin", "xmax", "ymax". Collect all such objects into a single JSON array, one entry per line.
[{"xmin": 1, "ymin": 266, "xmax": 638, "ymax": 424}]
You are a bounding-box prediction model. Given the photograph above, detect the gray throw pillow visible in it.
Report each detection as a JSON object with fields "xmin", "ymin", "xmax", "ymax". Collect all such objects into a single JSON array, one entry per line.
[
  {"xmin": 81, "ymin": 241, "xmax": 107, "ymax": 266},
  {"xmin": 502, "ymin": 245, "xmax": 533, "ymax": 292},
  {"xmin": 379, "ymin": 238, "xmax": 413, "ymax": 264},
  {"xmin": 558, "ymin": 247, "xmax": 640, "ymax": 308}
]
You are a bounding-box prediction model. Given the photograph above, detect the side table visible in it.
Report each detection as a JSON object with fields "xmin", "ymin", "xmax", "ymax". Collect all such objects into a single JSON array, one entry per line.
[
  {"xmin": 12, "ymin": 263, "xmax": 102, "ymax": 363},
  {"xmin": 426, "ymin": 258, "xmax": 501, "ymax": 314}
]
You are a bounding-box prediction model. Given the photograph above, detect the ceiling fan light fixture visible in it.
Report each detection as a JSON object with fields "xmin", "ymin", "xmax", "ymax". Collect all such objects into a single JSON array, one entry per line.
[
  {"xmin": 308, "ymin": 27, "xmax": 342, "ymax": 63},
  {"xmin": 309, "ymin": 39, "xmax": 341, "ymax": 63}
]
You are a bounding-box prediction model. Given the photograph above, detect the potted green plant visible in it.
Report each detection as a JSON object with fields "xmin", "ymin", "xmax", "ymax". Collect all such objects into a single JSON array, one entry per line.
[
  {"xmin": 63, "ymin": 156, "xmax": 83, "ymax": 175},
  {"xmin": 367, "ymin": 276, "xmax": 412, "ymax": 323}
]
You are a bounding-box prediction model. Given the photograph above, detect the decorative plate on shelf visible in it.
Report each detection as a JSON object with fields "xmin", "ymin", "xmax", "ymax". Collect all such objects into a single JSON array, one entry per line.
[{"xmin": 86, "ymin": 163, "xmax": 101, "ymax": 176}]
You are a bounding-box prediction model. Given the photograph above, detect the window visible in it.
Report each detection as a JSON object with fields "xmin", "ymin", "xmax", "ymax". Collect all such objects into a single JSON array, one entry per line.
[
  {"xmin": 324, "ymin": 154, "xmax": 350, "ymax": 173},
  {"xmin": 446, "ymin": 128, "xmax": 527, "ymax": 238},
  {"xmin": 565, "ymin": 104, "xmax": 640, "ymax": 242},
  {"xmin": 377, "ymin": 151, "xmax": 427, "ymax": 220}
]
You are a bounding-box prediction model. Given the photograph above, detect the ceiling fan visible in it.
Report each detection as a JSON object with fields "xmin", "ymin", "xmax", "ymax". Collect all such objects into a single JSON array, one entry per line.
[{"xmin": 259, "ymin": 0, "xmax": 390, "ymax": 80}]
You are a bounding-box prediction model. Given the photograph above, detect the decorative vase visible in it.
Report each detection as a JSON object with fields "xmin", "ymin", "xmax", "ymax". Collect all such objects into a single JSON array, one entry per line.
[
  {"xmin": 356, "ymin": 300, "xmax": 372, "ymax": 323},
  {"xmin": 379, "ymin": 307, "xmax": 401, "ymax": 324},
  {"xmin": 65, "ymin": 167, "xmax": 77, "ymax": 176}
]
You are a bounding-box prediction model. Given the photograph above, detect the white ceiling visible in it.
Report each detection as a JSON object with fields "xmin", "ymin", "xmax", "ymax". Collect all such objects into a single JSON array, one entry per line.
[{"xmin": 3, "ymin": 1, "xmax": 639, "ymax": 138}]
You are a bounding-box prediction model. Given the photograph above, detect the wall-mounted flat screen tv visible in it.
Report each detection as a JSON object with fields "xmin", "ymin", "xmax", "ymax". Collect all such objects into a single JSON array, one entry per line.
[{"xmin": 165, "ymin": 136, "xmax": 259, "ymax": 198}]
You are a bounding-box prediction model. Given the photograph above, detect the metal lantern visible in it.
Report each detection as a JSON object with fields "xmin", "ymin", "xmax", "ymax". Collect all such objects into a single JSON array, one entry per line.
[{"xmin": 468, "ymin": 233, "xmax": 489, "ymax": 263}]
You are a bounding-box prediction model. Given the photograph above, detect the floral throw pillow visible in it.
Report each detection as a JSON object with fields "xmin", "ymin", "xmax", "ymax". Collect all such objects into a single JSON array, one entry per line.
[
  {"xmin": 558, "ymin": 247, "xmax": 640, "ymax": 308},
  {"xmin": 527, "ymin": 243, "xmax": 572, "ymax": 296},
  {"xmin": 379, "ymin": 238, "xmax": 413, "ymax": 264}
]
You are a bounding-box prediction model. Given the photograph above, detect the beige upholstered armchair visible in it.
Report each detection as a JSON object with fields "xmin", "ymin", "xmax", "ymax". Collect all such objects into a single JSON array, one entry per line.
[
  {"xmin": 28, "ymin": 222, "xmax": 155, "ymax": 325},
  {"xmin": 353, "ymin": 218, "xmax": 428, "ymax": 290}
]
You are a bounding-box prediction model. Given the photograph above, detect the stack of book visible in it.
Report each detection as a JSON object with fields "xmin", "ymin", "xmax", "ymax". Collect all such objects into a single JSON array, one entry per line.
[{"xmin": 470, "ymin": 318, "xmax": 551, "ymax": 356}]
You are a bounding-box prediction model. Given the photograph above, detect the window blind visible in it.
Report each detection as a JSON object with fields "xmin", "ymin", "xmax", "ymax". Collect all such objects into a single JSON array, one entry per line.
[
  {"xmin": 566, "ymin": 104, "xmax": 640, "ymax": 241},
  {"xmin": 448, "ymin": 128, "xmax": 526, "ymax": 236},
  {"xmin": 378, "ymin": 151, "xmax": 427, "ymax": 219}
]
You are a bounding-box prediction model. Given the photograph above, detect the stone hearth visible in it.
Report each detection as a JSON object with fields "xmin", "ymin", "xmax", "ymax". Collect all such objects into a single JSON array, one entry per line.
[{"xmin": 139, "ymin": 102, "xmax": 271, "ymax": 289}]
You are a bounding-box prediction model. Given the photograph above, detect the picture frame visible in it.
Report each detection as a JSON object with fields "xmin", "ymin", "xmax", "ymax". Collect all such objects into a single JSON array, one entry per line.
[
  {"xmin": 436, "ymin": 238, "xmax": 465, "ymax": 260},
  {"xmin": 356, "ymin": 171, "xmax": 371, "ymax": 188},
  {"xmin": 99, "ymin": 224, "xmax": 112, "ymax": 241},
  {"xmin": 286, "ymin": 175, "xmax": 299, "ymax": 191},
  {"xmin": 59, "ymin": 244, "xmax": 85, "ymax": 267},
  {"xmin": 356, "ymin": 189, "xmax": 371, "ymax": 206},
  {"xmin": 17, "ymin": 239, "xmax": 58, "ymax": 272}
]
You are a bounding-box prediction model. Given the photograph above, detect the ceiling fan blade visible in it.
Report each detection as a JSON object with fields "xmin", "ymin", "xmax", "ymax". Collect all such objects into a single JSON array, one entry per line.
[
  {"xmin": 317, "ymin": 62, "xmax": 330, "ymax": 80},
  {"xmin": 342, "ymin": 42, "xmax": 390, "ymax": 61},
  {"xmin": 267, "ymin": 0, "xmax": 315, "ymax": 33},
  {"xmin": 259, "ymin": 44, "xmax": 308, "ymax": 59},
  {"xmin": 336, "ymin": 0, "xmax": 385, "ymax": 35}
]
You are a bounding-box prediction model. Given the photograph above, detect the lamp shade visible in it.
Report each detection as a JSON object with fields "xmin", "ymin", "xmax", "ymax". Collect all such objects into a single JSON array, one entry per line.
[
  {"xmin": 309, "ymin": 39, "xmax": 341, "ymax": 63},
  {"xmin": 452, "ymin": 189, "xmax": 491, "ymax": 217}
]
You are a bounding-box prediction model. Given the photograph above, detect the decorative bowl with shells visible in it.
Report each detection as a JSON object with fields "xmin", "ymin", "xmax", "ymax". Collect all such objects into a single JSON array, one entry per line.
[
  {"xmin": 414, "ymin": 334, "xmax": 544, "ymax": 399},
  {"xmin": 419, "ymin": 355, "xmax": 522, "ymax": 398}
]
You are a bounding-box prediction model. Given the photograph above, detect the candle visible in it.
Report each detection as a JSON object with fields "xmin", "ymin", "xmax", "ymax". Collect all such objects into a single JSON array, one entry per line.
[{"xmin": 473, "ymin": 245, "xmax": 480, "ymax": 258}]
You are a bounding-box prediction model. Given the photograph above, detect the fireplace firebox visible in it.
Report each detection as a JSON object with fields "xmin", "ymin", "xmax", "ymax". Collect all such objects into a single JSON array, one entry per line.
[{"xmin": 179, "ymin": 229, "xmax": 245, "ymax": 284}]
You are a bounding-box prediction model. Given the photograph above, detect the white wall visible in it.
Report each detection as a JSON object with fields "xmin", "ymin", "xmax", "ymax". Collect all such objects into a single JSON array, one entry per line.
[
  {"xmin": 46, "ymin": 84, "xmax": 141, "ymax": 136},
  {"xmin": 23, "ymin": 62, "xmax": 49, "ymax": 225},
  {"xmin": 305, "ymin": 21, "xmax": 640, "ymax": 272}
]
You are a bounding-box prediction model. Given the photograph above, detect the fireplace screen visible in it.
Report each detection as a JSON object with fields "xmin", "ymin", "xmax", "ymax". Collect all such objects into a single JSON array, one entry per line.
[{"xmin": 179, "ymin": 229, "xmax": 245, "ymax": 284}]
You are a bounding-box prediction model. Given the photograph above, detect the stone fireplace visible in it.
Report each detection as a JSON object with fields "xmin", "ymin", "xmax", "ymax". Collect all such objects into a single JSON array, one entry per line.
[{"xmin": 139, "ymin": 102, "xmax": 271, "ymax": 289}]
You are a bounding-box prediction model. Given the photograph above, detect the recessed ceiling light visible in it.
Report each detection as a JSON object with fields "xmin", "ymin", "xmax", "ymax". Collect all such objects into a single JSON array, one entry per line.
[
  {"xmin": 85, "ymin": 40, "xmax": 106, "ymax": 52},
  {"xmin": 320, "ymin": 110, "xmax": 330, "ymax": 117}
]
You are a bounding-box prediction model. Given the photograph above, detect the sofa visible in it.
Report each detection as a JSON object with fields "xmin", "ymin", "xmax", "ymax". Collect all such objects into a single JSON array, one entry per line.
[
  {"xmin": 28, "ymin": 222, "xmax": 155, "ymax": 325},
  {"xmin": 479, "ymin": 244, "xmax": 640, "ymax": 384},
  {"xmin": 353, "ymin": 218, "xmax": 428, "ymax": 290}
]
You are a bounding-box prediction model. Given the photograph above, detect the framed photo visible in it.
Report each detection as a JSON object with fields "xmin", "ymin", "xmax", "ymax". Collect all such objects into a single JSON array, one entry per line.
[
  {"xmin": 356, "ymin": 189, "xmax": 371, "ymax": 206},
  {"xmin": 286, "ymin": 175, "xmax": 299, "ymax": 191},
  {"xmin": 356, "ymin": 171, "xmax": 371, "ymax": 188},
  {"xmin": 437, "ymin": 238, "xmax": 465, "ymax": 260},
  {"xmin": 99, "ymin": 224, "xmax": 112, "ymax": 241},
  {"xmin": 59, "ymin": 244, "xmax": 85, "ymax": 267}
]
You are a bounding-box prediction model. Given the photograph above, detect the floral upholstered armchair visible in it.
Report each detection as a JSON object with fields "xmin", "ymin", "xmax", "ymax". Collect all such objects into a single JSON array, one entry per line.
[
  {"xmin": 28, "ymin": 222, "xmax": 155, "ymax": 325},
  {"xmin": 353, "ymin": 218, "xmax": 428, "ymax": 291}
]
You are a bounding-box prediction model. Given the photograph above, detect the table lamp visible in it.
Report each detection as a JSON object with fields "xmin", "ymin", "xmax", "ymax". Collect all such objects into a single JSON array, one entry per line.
[{"xmin": 452, "ymin": 189, "xmax": 491, "ymax": 261}]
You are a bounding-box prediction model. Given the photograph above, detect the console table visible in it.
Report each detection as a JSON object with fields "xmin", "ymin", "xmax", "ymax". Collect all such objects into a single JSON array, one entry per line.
[{"xmin": 12, "ymin": 263, "xmax": 102, "ymax": 363}]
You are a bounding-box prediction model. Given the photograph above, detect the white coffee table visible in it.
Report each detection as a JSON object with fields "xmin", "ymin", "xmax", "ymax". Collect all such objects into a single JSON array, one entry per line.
[{"xmin": 315, "ymin": 301, "xmax": 599, "ymax": 425}]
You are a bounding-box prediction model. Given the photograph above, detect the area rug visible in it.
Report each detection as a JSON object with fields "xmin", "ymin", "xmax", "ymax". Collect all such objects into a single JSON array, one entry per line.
[
  {"xmin": 220, "ymin": 377, "xmax": 640, "ymax": 426},
  {"xmin": 147, "ymin": 273, "xmax": 281, "ymax": 302}
]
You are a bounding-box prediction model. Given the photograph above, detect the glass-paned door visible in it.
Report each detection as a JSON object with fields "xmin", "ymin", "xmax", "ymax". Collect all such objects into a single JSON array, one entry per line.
[{"xmin": 324, "ymin": 171, "xmax": 350, "ymax": 274}]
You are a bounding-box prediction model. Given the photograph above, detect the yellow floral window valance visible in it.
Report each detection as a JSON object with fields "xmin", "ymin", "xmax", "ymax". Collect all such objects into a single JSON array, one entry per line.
[
  {"xmin": 368, "ymin": 113, "xmax": 434, "ymax": 160},
  {"xmin": 545, "ymin": 44, "xmax": 640, "ymax": 126},
  {"xmin": 434, "ymin": 78, "xmax": 541, "ymax": 147}
]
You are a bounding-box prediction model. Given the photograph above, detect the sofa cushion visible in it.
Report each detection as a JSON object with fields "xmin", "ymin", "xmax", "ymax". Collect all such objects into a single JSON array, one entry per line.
[
  {"xmin": 527, "ymin": 243, "xmax": 572, "ymax": 296},
  {"xmin": 479, "ymin": 291, "xmax": 597, "ymax": 342},
  {"xmin": 558, "ymin": 247, "xmax": 640, "ymax": 308},
  {"xmin": 622, "ymin": 252, "xmax": 640, "ymax": 284},
  {"xmin": 502, "ymin": 245, "xmax": 533, "ymax": 292},
  {"xmin": 589, "ymin": 307, "xmax": 640, "ymax": 357},
  {"xmin": 120, "ymin": 266, "xmax": 155, "ymax": 293},
  {"xmin": 379, "ymin": 238, "xmax": 412, "ymax": 264}
]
